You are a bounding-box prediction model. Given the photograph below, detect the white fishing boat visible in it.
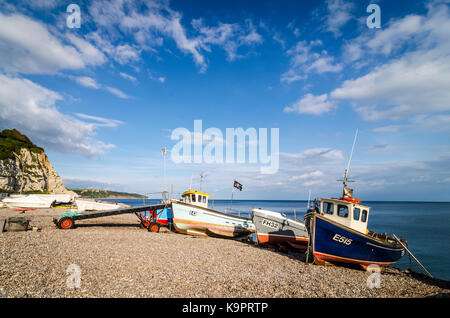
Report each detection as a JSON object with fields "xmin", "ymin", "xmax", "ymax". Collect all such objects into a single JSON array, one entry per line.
[
  {"xmin": 252, "ymin": 208, "xmax": 309, "ymax": 249},
  {"xmin": 2, "ymin": 194, "xmax": 75, "ymax": 209},
  {"xmin": 75, "ymin": 199, "xmax": 125, "ymax": 212},
  {"xmin": 171, "ymin": 189, "xmax": 256, "ymax": 238}
]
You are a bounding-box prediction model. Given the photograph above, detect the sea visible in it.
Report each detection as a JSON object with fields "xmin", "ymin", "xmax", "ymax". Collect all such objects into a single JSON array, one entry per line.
[{"xmin": 104, "ymin": 198, "xmax": 450, "ymax": 281}]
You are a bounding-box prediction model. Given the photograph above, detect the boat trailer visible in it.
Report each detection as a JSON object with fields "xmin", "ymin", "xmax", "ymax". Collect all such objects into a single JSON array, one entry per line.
[{"xmin": 53, "ymin": 203, "xmax": 170, "ymax": 232}]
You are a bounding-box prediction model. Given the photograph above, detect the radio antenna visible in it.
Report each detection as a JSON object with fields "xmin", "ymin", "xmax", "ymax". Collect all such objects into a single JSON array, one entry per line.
[
  {"xmin": 338, "ymin": 129, "xmax": 358, "ymax": 197},
  {"xmin": 346, "ymin": 128, "xmax": 359, "ymax": 180}
]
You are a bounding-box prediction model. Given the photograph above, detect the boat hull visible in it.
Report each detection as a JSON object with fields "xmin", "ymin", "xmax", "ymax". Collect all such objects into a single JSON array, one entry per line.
[
  {"xmin": 4, "ymin": 201, "xmax": 51, "ymax": 209},
  {"xmin": 3, "ymin": 194, "xmax": 75, "ymax": 209},
  {"xmin": 308, "ymin": 214, "xmax": 405, "ymax": 267},
  {"xmin": 171, "ymin": 202, "xmax": 255, "ymax": 238},
  {"xmin": 252, "ymin": 209, "xmax": 309, "ymax": 249}
]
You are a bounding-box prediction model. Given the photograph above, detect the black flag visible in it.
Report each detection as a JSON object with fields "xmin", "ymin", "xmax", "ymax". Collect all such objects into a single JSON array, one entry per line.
[{"xmin": 234, "ymin": 180, "xmax": 243, "ymax": 191}]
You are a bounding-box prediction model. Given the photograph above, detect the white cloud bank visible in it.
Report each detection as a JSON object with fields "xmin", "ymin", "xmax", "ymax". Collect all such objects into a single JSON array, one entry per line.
[
  {"xmin": 0, "ymin": 74, "xmax": 120, "ymax": 157},
  {"xmin": 87, "ymin": 0, "xmax": 264, "ymax": 73},
  {"xmin": 0, "ymin": 12, "xmax": 106, "ymax": 74},
  {"xmin": 285, "ymin": 1, "xmax": 450, "ymax": 127},
  {"xmin": 332, "ymin": 1, "xmax": 450, "ymax": 122}
]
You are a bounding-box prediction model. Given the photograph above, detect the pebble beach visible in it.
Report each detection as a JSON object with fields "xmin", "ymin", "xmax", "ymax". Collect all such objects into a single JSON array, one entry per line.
[{"xmin": 1, "ymin": 208, "xmax": 449, "ymax": 298}]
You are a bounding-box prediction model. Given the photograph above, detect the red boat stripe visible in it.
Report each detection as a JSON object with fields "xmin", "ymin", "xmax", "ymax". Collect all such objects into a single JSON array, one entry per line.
[{"xmin": 314, "ymin": 251, "xmax": 395, "ymax": 266}]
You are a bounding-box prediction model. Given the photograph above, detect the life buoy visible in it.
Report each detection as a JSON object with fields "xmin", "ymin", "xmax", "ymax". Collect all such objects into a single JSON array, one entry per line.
[{"xmin": 341, "ymin": 196, "xmax": 361, "ymax": 204}]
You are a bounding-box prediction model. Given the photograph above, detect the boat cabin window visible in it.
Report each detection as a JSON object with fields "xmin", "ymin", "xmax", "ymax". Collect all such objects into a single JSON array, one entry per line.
[
  {"xmin": 337, "ymin": 205, "xmax": 348, "ymax": 218},
  {"xmin": 323, "ymin": 202, "xmax": 334, "ymax": 214},
  {"xmin": 353, "ymin": 207, "xmax": 361, "ymax": 221},
  {"xmin": 361, "ymin": 210, "xmax": 368, "ymax": 222},
  {"xmin": 202, "ymin": 196, "xmax": 206, "ymax": 203},
  {"xmin": 191, "ymin": 194, "xmax": 196, "ymax": 202}
]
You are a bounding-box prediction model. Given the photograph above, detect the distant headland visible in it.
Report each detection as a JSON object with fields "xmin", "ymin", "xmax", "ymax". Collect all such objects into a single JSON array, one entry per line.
[{"xmin": 69, "ymin": 188, "xmax": 147, "ymax": 199}]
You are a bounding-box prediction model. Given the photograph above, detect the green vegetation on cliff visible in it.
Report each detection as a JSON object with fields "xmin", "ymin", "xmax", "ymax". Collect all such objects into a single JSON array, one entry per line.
[
  {"xmin": 0, "ymin": 129, "xmax": 44, "ymax": 160},
  {"xmin": 70, "ymin": 188, "xmax": 147, "ymax": 199}
]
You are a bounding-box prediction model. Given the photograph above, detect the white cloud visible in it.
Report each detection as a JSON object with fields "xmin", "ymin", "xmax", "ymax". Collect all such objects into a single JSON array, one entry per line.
[
  {"xmin": 281, "ymin": 148, "xmax": 344, "ymax": 165},
  {"xmin": 193, "ymin": 18, "xmax": 263, "ymax": 62},
  {"xmin": 119, "ymin": 72, "xmax": 137, "ymax": 82},
  {"xmin": 281, "ymin": 40, "xmax": 341, "ymax": 83},
  {"xmin": 411, "ymin": 114, "xmax": 450, "ymax": 131},
  {"xmin": 308, "ymin": 2, "xmax": 450, "ymax": 124},
  {"xmin": 70, "ymin": 76, "xmax": 100, "ymax": 89},
  {"xmin": 324, "ymin": 0, "xmax": 354, "ymax": 36},
  {"xmin": 66, "ymin": 34, "xmax": 107, "ymax": 66},
  {"xmin": 372, "ymin": 125, "xmax": 402, "ymax": 133},
  {"xmin": 280, "ymin": 72, "xmax": 306, "ymax": 84},
  {"xmin": 291, "ymin": 170, "xmax": 324, "ymax": 181},
  {"xmin": 68, "ymin": 75, "xmax": 130, "ymax": 98},
  {"xmin": 88, "ymin": 0, "xmax": 207, "ymax": 70},
  {"xmin": 305, "ymin": 55, "xmax": 342, "ymax": 73},
  {"xmin": 0, "ymin": 74, "xmax": 119, "ymax": 157},
  {"xmin": 22, "ymin": 0, "xmax": 62, "ymax": 9},
  {"xmin": 75, "ymin": 113, "xmax": 124, "ymax": 128},
  {"xmin": 367, "ymin": 144, "xmax": 398, "ymax": 154},
  {"xmin": 0, "ymin": 12, "xmax": 106, "ymax": 74},
  {"xmin": 272, "ymin": 32, "xmax": 285, "ymax": 49},
  {"xmin": 87, "ymin": 0, "xmax": 263, "ymax": 71},
  {"xmin": 284, "ymin": 93, "xmax": 336, "ymax": 115},
  {"xmin": 238, "ymin": 19, "xmax": 263, "ymax": 46},
  {"xmin": 331, "ymin": 50, "xmax": 450, "ymax": 120},
  {"xmin": 286, "ymin": 20, "xmax": 300, "ymax": 37},
  {"xmin": 105, "ymin": 86, "xmax": 130, "ymax": 99},
  {"xmin": 86, "ymin": 31, "xmax": 141, "ymax": 65},
  {"xmin": 114, "ymin": 44, "xmax": 141, "ymax": 64}
]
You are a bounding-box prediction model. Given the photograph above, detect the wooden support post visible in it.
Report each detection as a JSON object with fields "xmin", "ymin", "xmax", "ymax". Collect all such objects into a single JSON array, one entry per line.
[{"xmin": 393, "ymin": 234, "xmax": 433, "ymax": 278}]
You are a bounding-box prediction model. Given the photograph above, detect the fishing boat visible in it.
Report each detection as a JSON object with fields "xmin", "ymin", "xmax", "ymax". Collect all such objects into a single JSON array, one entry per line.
[
  {"xmin": 2, "ymin": 194, "xmax": 75, "ymax": 209},
  {"xmin": 171, "ymin": 190, "xmax": 255, "ymax": 238},
  {"xmin": 304, "ymin": 131, "xmax": 407, "ymax": 269},
  {"xmin": 252, "ymin": 208, "xmax": 309, "ymax": 250}
]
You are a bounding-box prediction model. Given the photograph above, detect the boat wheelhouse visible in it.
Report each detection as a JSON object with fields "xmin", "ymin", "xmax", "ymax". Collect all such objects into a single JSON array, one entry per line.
[
  {"xmin": 317, "ymin": 197, "xmax": 370, "ymax": 235},
  {"xmin": 180, "ymin": 190, "xmax": 211, "ymax": 209}
]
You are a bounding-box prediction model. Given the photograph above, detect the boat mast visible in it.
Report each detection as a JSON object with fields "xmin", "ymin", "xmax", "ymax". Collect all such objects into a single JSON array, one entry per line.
[
  {"xmin": 339, "ymin": 129, "xmax": 358, "ymax": 198},
  {"xmin": 307, "ymin": 190, "xmax": 311, "ymax": 209},
  {"xmin": 161, "ymin": 147, "xmax": 167, "ymax": 201},
  {"xmin": 199, "ymin": 171, "xmax": 206, "ymax": 192}
]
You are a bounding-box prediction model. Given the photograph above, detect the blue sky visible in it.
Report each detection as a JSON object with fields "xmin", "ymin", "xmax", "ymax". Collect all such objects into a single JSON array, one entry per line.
[{"xmin": 0, "ymin": 0, "xmax": 449, "ymax": 201}]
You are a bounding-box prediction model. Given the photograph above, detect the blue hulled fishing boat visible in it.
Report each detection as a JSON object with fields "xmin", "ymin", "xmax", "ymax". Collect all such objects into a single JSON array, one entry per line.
[
  {"xmin": 305, "ymin": 170, "xmax": 407, "ymax": 269},
  {"xmin": 304, "ymin": 131, "xmax": 407, "ymax": 269}
]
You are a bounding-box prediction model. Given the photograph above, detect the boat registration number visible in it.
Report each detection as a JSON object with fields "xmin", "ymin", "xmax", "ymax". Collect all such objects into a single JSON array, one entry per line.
[
  {"xmin": 332, "ymin": 234, "xmax": 353, "ymax": 246},
  {"xmin": 262, "ymin": 219, "xmax": 279, "ymax": 230},
  {"xmin": 189, "ymin": 210, "xmax": 198, "ymax": 216}
]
